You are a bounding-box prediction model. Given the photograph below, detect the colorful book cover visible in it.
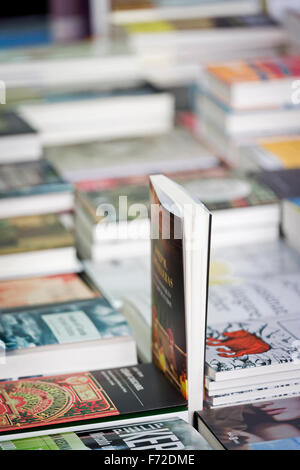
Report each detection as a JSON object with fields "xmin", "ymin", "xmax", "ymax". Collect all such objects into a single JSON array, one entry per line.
[
  {"xmin": 207, "ymin": 56, "xmax": 300, "ymax": 85},
  {"xmin": 0, "ymin": 363, "xmax": 186, "ymax": 436},
  {"xmin": 0, "ymin": 160, "xmax": 72, "ymax": 199},
  {"xmin": 150, "ymin": 180, "xmax": 187, "ymax": 399},
  {"xmin": 255, "ymin": 137, "xmax": 300, "ymax": 169},
  {"xmin": 206, "ymin": 316, "xmax": 300, "ymax": 377},
  {"xmin": 198, "ymin": 396, "xmax": 300, "ymax": 450},
  {"xmin": 0, "ymin": 418, "xmax": 211, "ymax": 450},
  {"xmin": 0, "ymin": 214, "xmax": 74, "ymax": 256},
  {"xmin": 0, "ymin": 274, "xmax": 98, "ymax": 309},
  {"xmin": 0, "ymin": 112, "xmax": 36, "ymax": 137},
  {"xmin": 0, "ymin": 298, "xmax": 133, "ymax": 352}
]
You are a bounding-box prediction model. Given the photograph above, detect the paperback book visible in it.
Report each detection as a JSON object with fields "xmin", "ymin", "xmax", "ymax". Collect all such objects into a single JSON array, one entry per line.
[
  {"xmin": 0, "ymin": 298, "xmax": 137, "ymax": 379},
  {"xmin": 0, "ymin": 418, "xmax": 211, "ymax": 450},
  {"xmin": 0, "ymin": 160, "xmax": 73, "ymax": 218},
  {"xmin": 197, "ymin": 397, "xmax": 300, "ymax": 450}
]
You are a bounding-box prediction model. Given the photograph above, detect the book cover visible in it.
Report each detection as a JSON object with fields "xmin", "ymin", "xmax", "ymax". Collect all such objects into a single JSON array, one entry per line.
[
  {"xmin": 0, "ymin": 418, "xmax": 211, "ymax": 450},
  {"xmin": 0, "ymin": 214, "xmax": 74, "ymax": 256},
  {"xmin": 0, "ymin": 274, "xmax": 97, "ymax": 309},
  {"xmin": 0, "ymin": 112, "xmax": 37, "ymax": 137},
  {"xmin": 0, "ymin": 160, "xmax": 72, "ymax": 199},
  {"xmin": 206, "ymin": 315, "xmax": 300, "ymax": 378},
  {"xmin": 252, "ymin": 137, "xmax": 300, "ymax": 169},
  {"xmin": 206, "ymin": 56, "xmax": 300, "ymax": 85},
  {"xmin": 197, "ymin": 396, "xmax": 300, "ymax": 450},
  {"xmin": 150, "ymin": 180, "xmax": 187, "ymax": 398},
  {"xmin": 253, "ymin": 169, "xmax": 300, "ymax": 199},
  {"xmin": 208, "ymin": 273, "xmax": 300, "ymax": 324},
  {"xmin": 0, "ymin": 363, "xmax": 186, "ymax": 436},
  {"xmin": 181, "ymin": 173, "xmax": 278, "ymax": 211},
  {"xmin": 0, "ymin": 298, "xmax": 133, "ymax": 352}
]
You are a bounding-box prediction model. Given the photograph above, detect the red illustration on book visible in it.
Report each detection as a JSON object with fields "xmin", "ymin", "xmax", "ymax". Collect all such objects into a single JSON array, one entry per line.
[{"xmin": 206, "ymin": 330, "xmax": 271, "ymax": 358}]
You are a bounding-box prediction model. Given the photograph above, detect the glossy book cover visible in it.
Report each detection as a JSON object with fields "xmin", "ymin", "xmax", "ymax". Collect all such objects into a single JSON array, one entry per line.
[
  {"xmin": 0, "ymin": 363, "xmax": 186, "ymax": 436},
  {"xmin": 0, "ymin": 298, "xmax": 133, "ymax": 351},
  {"xmin": 150, "ymin": 180, "xmax": 187, "ymax": 399}
]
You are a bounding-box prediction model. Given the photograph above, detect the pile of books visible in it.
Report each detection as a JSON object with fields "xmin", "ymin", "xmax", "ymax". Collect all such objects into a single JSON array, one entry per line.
[{"xmin": 197, "ymin": 56, "xmax": 300, "ymax": 165}]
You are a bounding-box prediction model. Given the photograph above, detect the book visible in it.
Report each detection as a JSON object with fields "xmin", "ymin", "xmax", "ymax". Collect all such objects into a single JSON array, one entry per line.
[
  {"xmin": 18, "ymin": 86, "xmax": 174, "ymax": 146},
  {"xmin": 239, "ymin": 136, "xmax": 300, "ymax": 171},
  {"xmin": 0, "ymin": 112, "xmax": 41, "ymax": 163},
  {"xmin": 0, "ymin": 38, "xmax": 142, "ymax": 99},
  {"xmin": 0, "ymin": 417, "xmax": 211, "ymax": 450},
  {"xmin": 110, "ymin": 0, "xmax": 262, "ymax": 24},
  {"xmin": 150, "ymin": 174, "xmax": 211, "ymax": 418},
  {"xmin": 0, "ymin": 297, "xmax": 137, "ymax": 379},
  {"xmin": 45, "ymin": 127, "xmax": 219, "ymax": 183},
  {"xmin": 206, "ymin": 314, "xmax": 300, "ymax": 381},
  {"xmin": 123, "ymin": 14, "xmax": 286, "ymax": 58},
  {"xmin": 252, "ymin": 169, "xmax": 300, "ymax": 199},
  {"xmin": 0, "ymin": 273, "xmax": 98, "ymax": 309},
  {"xmin": 0, "ymin": 363, "xmax": 187, "ymax": 441},
  {"xmin": 0, "ymin": 214, "xmax": 81, "ymax": 280},
  {"xmin": 0, "ymin": 160, "xmax": 73, "ymax": 218},
  {"xmin": 282, "ymin": 198, "xmax": 300, "ymax": 254},
  {"xmin": 203, "ymin": 56, "xmax": 300, "ymax": 110},
  {"xmin": 197, "ymin": 396, "xmax": 300, "ymax": 449},
  {"xmin": 199, "ymin": 92, "xmax": 300, "ymax": 137},
  {"xmin": 208, "ymin": 273, "xmax": 300, "ymax": 325},
  {"xmin": 76, "ymin": 171, "xmax": 279, "ymax": 253}
]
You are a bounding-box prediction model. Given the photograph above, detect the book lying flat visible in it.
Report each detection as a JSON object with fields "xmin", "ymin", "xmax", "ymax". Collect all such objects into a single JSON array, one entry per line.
[
  {"xmin": 0, "ymin": 214, "xmax": 80, "ymax": 280},
  {"xmin": 203, "ymin": 56, "xmax": 300, "ymax": 110},
  {"xmin": 206, "ymin": 315, "xmax": 300, "ymax": 381},
  {"xmin": 197, "ymin": 396, "xmax": 300, "ymax": 450},
  {"xmin": 0, "ymin": 273, "xmax": 98, "ymax": 310},
  {"xmin": 0, "ymin": 298, "xmax": 137, "ymax": 379},
  {"xmin": 0, "ymin": 160, "xmax": 73, "ymax": 218},
  {"xmin": 0, "ymin": 112, "xmax": 41, "ymax": 163},
  {"xmin": 0, "ymin": 418, "xmax": 211, "ymax": 450},
  {"xmin": 0, "ymin": 363, "xmax": 187, "ymax": 441}
]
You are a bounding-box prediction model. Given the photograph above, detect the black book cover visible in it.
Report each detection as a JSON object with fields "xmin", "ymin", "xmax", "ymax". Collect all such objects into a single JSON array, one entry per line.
[{"xmin": 253, "ymin": 169, "xmax": 300, "ymax": 199}]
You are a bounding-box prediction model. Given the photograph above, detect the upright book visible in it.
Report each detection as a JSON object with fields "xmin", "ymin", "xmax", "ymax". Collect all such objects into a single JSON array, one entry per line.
[{"xmin": 150, "ymin": 174, "xmax": 211, "ymax": 419}]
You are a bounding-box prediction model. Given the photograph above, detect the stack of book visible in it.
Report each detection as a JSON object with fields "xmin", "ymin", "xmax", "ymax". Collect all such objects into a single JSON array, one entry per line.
[
  {"xmin": 197, "ymin": 56, "xmax": 300, "ymax": 165},
  {"xmin": 118, "ymin": 12, "xmax": 287, "ymax": 87}
]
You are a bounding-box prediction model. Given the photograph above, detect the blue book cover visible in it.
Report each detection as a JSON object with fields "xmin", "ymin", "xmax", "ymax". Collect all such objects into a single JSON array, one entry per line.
[
  {"xmin": 0, "ymin": 298, "xmax": 133, "ymax": 351},
  {"xmin": 0, "ymin": 160, "xmax": 73, "ymax": 199}
]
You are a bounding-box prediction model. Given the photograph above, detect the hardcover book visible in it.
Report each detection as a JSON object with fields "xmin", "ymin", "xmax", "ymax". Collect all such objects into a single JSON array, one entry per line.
[{"xmin": 197, "ymin": 396, "xmax": 300, "ymax": 450}]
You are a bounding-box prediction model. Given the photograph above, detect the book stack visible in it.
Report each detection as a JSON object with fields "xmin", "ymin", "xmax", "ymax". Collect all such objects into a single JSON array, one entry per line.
[{"xmin": 197, "ymin": 56, "xmax": 300, "ymax": 165}]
